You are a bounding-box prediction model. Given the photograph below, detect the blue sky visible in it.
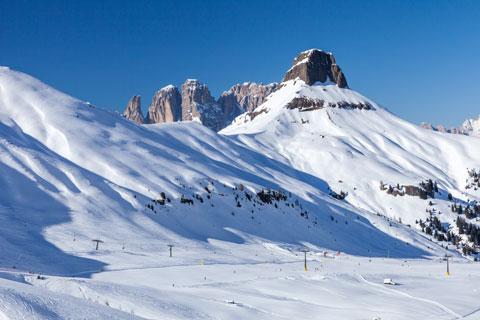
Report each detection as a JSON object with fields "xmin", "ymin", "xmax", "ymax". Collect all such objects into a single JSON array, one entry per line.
[{"xmin": 1, "ymin": 0, "xmax": 479, "ymax": 127}]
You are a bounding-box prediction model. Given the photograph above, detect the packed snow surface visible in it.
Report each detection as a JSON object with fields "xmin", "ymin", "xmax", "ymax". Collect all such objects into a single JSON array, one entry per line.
[{"xmin": 1, "ymin": 67, "xmax": 480, "ymax": 318}]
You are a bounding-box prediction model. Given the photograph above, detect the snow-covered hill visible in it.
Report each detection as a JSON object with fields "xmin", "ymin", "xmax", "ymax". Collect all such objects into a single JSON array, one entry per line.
[{"xmin": 1, "ymin": 49, "xmax": 480, "ymax": 318}]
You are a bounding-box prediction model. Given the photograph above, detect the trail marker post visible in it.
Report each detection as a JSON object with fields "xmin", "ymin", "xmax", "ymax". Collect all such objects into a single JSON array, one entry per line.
[
  {"xmin": 444, "ymin": 254, "xmax": 452, "ymax": 275},
  {"xmin": 168, "ymin": 244, "xmax": 174, "ymax": 257},
  {"xmin": 301, "ymin": 249, "xmax": 309, "ymax": 271}
]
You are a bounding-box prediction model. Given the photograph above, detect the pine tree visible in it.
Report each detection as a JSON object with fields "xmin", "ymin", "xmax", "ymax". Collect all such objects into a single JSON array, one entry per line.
[{"xmin": 387, "ymin": 185, "xmax": 393, "ymax": 194}]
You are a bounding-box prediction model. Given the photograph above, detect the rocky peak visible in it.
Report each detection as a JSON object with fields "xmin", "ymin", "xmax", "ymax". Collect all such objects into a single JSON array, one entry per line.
[
  {"xmin": 436, "ymin": 124, "xmax": 448, "ymax": 133},
  {"xmin": 217, "ymin": 91, "xmax": 243, "ymax": 126},
  {"xmin": 181, "ymin": 79, "xmax": 223, "ymax": 131},
  {"xmin": 460, "ymin": 115, "xmax": 480, "ymax": 135},
  {"xmin": 123, "ymin": 95, "xmax": 145, "ymax": 124},
  {"xmin": 420, "ymin": 122, "xmax": 465, "ymax": 135},
  {"xmin": 282, "ymin": 49, "xmax": 348, "ymax": 88},
  {"xmin": 181, "ymin": 79, "xmax": 216, "ymax": 113},
  {"xmin": 227, "ymin": 82, "xmax": 278, "ymax": 113},
  {"xmin": 420, "ymin": 122, "xmax": 434, "ymax": 130},
  {"xmin": 449, "ymin": 126, "xmax": 460, "ymax": 134},
  {"xmin": 147, "ymin": 85, "xmax": 182, "ymax": 124}
]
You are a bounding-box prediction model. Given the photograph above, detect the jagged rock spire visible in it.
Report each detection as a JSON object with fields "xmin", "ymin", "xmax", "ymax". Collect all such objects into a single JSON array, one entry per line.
[
  {"xmin": 123, "ymin": 95, "xmax": 145, "ymax": 124},
  {"xmin": 181, "ymin": 79, "xmax": 224, "ymax": 131},
  {"xmin": 147, "ymin": 85, "xmax": 182, "ymax": 124},
  {"xmin": 282, "ymin": 49, "xmax": 348, "ymax": 88}
]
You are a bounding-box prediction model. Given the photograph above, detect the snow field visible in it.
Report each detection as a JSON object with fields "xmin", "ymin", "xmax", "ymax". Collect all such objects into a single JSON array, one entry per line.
[{"xmin": 1, "ymin": 67, "xmax": 480, "ymax": 318}]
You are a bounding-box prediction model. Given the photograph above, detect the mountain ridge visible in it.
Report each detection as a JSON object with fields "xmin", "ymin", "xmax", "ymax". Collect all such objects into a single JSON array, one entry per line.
[
  {"xmin": 3, "ymin": 50, "xmax": 480, "ymax": 317},
  {"xmin": 123, "ymin": 80, "xmax": 278, "ymax": 131},
  {"xmin": 1, "ymin": 48, "xmax": 480, "ymax": 276}
]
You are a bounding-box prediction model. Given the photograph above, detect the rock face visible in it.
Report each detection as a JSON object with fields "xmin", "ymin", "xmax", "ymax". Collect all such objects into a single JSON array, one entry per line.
[
  {"xmin": 420, "ymin": 122, "xmax": 465, "ymax": 135},
  {"xmin": 123, "ymin": 95, "xmax": 145, "ymax": 124},
  {"xmin": 147, "ymin": 85, "xmax": 182, "ymax": 124},
  {"xmin": 420, "ymin": 122, "xmax": 434, "ymax": 130},
  {"xmin": 227, "ymin": 82, "xmax": 278, "ymax": 113},
  {"xmin": 286, "ymin": 97, "xmax": 371, "ymax": 112},
  {"xmin": 181, "ymin": 79, "xmax": 216, "ymax": 120},
  {"xmin": 181, "ymin": 79, "xmax": 224, "ymax": 131},
  {"xmin": 282, "ymin": 49, "xmax": 348, "ymax": 88},
  {"xmin": 125, "ymin": 79, "xmax": 265, "ymax": 131},
  {"xmin": 217, "ymin": 91, "xmax": 244, "ymax": 126},
  {"xmin": 436, "ymin": 124, "xmax": 448, "ymax": 133},
  {"xmin": 450, "ymin": 126, "xmax": 461, "ymax": 134},
  {"xmin": 123, "ymin": 49, "xmax": 353, "ymax": 130}
]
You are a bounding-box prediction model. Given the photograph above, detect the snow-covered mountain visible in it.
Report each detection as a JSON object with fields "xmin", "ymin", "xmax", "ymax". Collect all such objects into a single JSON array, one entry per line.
[
  {"xmin": 223, "ymin": 49, "xmax": 480, "ymax": 253},
  {"xmin": 0, "ymin": 62, "xmax": 428, "ymax": 268},
  {"xmin": 459, "ymin": 115, "xmax": 480, "ymax": 135},
  {"xmin": 420, "ymin": 114, "xmax": 480, "ymax": 136},
  {"xmin": 1, "ymin": 49, "xmax": 480, "ymax": 318}
]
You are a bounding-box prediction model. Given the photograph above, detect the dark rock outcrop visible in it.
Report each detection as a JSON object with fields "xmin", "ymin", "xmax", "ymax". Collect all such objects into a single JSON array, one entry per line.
[
  {"xmin": 147, "ymin": 85, "xmax": 182, "ymax": 124},
  {"xmin": 123, "ymin": 95, "xmax": 145, "ymax": 124},
  {"xmin": 286, "ymin": 97, "xmax": 372, "ymax": 112},
  {"xmin": 282, "ymin": 49, "xmax": 348, "ymax": 88},
  {"xmin": 286, "ymin": 97, "xmax": 325, "ymax": 111},
  {"xmin": 404, "ymin": 186, "xmax": 422, "ymax": 197}
]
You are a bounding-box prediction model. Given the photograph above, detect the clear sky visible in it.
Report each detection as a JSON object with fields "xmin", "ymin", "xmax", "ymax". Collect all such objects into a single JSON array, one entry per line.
[{"xmin": 1, "ymin": 0, "xmax": 479, "ymax": 127}]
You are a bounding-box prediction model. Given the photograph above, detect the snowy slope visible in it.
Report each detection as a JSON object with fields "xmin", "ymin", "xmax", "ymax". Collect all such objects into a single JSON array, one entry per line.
[
  {"xmin": 0, "ymin": 64, "xmax": 480, "ymax": 318},
  {"xmin": 0, "ymin": 66, "xmax": 444, "ymax": 272},
  {"xmin": 222, "ymin": 79, "xmax": 480, "ymax": 252}
]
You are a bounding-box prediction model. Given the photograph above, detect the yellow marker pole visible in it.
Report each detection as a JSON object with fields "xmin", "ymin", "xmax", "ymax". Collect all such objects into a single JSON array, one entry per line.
[
  {"xmin": 445, "ymin": 254, "xmax": 451, "ymax": 276},
  {"xmin": 301, "ymin": 249, "xmax": 308, "ymax": 271}
]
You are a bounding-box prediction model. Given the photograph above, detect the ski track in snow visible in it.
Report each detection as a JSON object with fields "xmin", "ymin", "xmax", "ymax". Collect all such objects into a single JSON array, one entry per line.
[{"xmin": 356, "ymin": 273, "xmax": 461, "ymax": 319}]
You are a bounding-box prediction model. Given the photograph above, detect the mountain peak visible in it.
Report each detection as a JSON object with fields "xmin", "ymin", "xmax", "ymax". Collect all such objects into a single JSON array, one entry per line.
[
  {"xmin": 123, "ymin": 95, "xmax": 145, "ymax": 124},
  {"xmin": 282, "ymin": 49, "xmax": 348, "ymax": 88},
  {"xmin": 147, "ymin": 85, "xmax": 182, "ymax": 124}
]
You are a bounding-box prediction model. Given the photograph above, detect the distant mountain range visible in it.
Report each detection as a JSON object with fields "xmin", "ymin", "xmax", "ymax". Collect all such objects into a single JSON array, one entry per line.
[
  {"xmin": 421, "ymin": 116, "xmax": 480, "ymax": 136},
  {"xmin": 123, "ymin": 79, "xmax": 277, "ymax": 131}
]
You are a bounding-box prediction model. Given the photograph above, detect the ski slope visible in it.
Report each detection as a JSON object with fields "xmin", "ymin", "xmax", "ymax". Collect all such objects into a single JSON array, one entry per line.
[{"xmin": 0, "ymin": 66, "xmax": 480, "ymax": 318}]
